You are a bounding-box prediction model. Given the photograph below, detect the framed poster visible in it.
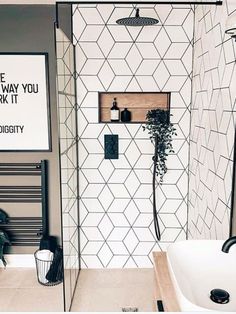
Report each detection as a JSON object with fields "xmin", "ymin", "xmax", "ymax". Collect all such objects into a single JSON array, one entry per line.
[{"xmin": 0, "ymin": 53, "xmax": 51, "ymax": 151}]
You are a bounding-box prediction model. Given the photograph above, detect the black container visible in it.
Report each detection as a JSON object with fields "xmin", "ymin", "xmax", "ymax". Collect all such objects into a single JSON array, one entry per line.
[{"xmin": 121, "ymin": 108, "xmax": 131, "ymax": 122}]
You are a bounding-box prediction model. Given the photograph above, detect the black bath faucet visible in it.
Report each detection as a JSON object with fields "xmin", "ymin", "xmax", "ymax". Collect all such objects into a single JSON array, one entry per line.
[{"xmin": 222, "ymin": 236, "xmax": 236, "ymax": 253}]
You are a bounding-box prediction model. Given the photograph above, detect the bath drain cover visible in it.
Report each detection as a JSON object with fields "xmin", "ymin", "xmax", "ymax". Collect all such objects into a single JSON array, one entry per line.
[{"xmin": 210, "ymin": 289, "xmax": 230, "ymax": 304}]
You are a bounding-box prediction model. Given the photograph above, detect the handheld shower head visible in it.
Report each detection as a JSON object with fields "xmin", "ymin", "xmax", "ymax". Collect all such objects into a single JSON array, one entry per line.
[{"xmin": 116, "ymin": 8, "xmax": 159, "ymax": 27}]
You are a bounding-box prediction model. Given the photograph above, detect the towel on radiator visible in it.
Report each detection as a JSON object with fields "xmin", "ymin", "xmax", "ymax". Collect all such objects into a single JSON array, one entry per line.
[{"xmin": 46, "ymin": 247, "xmax": 63, "ymax": 283}]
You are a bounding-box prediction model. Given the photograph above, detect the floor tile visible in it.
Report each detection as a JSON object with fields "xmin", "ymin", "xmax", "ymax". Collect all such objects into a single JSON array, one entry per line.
[
  {"xmin": 0, "ymin": 268, "xmax": 25, "ymax": 288},
  {"xmin": 71, "ymin": 268, "xmax": 154, "ymax": 312},
  {"xmin": 7, "ymin": 287, "xmax": 64, "ymax": 312},
  {"xmin": 0, "ymin": 288, "xmax": 18, "ymax": 311},
  {"xmin": 0, "ymin": 268, "xmax": 64, "ymax": 312}
]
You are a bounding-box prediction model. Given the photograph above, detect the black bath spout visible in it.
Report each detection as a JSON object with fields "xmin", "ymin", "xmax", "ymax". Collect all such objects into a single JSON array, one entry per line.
[{"xmin": 222, "ymin": 236, "xmax": 236, "ymax": 253}]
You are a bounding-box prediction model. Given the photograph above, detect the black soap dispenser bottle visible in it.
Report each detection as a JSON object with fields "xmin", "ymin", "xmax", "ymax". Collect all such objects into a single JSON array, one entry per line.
[
  {"xmin": 110, "ymin": 98, "xmax": 120, "ymax": 122},
  {"xmin": 121, "ymin": 108, "xmax": 131, "ymax": 122}
]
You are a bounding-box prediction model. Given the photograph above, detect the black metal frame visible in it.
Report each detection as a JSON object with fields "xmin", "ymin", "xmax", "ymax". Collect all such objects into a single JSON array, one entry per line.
[
  {"xmin": 66, "ymin": 43, "xmax": 81, "ymax": 313},
  {"xmin": 54, "ymin": 25, "xmax": 81, "ymax": 311},
  {"xmin": 230, "ymin": 127, "xmax": 236, "ymax": 236},
  {"xmin": 0, "ymin": 160, "xmax": 49, "ymax": 246},
  {"xmin": 54, "ymin": 25, "xmax": 67, "ymax": 312},
  {"xmin": 56, "ymin": 0, "xmax": 222, "ymax": 29},
  {"xmin": 0, "ymin": 52, "xmax": 52, "ymax": 152}
]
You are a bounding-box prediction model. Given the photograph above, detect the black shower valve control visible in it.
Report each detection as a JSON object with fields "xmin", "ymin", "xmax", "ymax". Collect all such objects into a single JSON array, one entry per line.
[{"xmin": 104, "ymin": 134, "xmax": 119, "ymax": 159}]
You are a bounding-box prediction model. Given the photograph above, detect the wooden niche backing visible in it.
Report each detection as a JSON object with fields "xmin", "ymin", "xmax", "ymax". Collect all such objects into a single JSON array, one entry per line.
[{"xmin": 99, "ymin": 92, "xmax": 170, "ymax": 123}]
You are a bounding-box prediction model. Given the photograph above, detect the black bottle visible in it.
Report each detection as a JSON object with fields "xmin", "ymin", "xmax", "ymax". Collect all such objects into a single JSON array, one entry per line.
[
  {"xmin": 121, "ymin": 108, "xmax": 131, "ymax": 122},
  {"xmin": 110, "ymin": 98, "xmax": 119, "ymax": 122}
]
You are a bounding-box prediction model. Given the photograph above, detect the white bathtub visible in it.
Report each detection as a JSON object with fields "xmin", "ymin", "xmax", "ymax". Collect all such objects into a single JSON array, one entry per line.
[{"xmin": 167, "ymin": 240, "xmax": 236, "ymax": 312}]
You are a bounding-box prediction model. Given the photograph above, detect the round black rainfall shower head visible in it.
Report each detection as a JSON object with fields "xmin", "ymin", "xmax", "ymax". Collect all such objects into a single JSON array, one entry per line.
[{"xmin": 116, "ymin": 8, "xmax": 159, "ymax": 27}]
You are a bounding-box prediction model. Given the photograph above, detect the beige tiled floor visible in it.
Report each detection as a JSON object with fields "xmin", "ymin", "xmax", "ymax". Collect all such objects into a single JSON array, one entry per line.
[
  {"xmin": 0, "ymin": 268, "xmax": 64, "ymax": 312},
  {"xmin": 71, "ymin": 268, "xmax": 155, "ymax": 312},
  {"xmin": 0, "ymin": 268, "xmax": 155, "ymax": 312}
]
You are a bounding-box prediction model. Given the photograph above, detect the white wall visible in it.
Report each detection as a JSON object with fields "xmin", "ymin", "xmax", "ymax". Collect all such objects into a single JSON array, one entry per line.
[
  {"xmin": 73, "ymin": 3, "xmax": 193, "ymax": 268},
  {"xmin": 188, "ymin": 0, "xmax": 236, "ymax": 239}
]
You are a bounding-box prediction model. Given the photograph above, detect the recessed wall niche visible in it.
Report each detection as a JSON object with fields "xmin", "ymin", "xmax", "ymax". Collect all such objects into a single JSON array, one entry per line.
[{"xmin": 99, "ymin": 92, "xmax": 170, "ymax": 123}]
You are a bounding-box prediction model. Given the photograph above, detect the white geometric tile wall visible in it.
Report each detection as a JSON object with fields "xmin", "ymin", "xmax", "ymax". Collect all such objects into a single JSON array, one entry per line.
[
  {"xmin": 73, "ymin": 4, "xmax": 194, "ymax": 268},
  {"xmin": 188, "ymin": 0, "xmax": 236, "ymax": 240},
  {"xmin": 56, "ymin": 28, "xmax": 80, "ymax": 309}
]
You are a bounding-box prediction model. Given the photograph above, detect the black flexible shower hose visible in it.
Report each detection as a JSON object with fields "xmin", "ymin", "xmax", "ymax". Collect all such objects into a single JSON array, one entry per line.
[{"xmin": 152, "ymin": 134, "xmax": 161, "ymax": 241}]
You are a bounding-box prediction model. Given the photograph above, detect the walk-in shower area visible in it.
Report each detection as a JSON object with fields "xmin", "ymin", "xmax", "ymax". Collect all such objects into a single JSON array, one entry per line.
[
  {"xmin": 0, "ymin": 0, "xmax": 235, "ymax": 312},
  {"xmin": 55, "ymin": 0, "xmax": 236, "ymax": 310}
]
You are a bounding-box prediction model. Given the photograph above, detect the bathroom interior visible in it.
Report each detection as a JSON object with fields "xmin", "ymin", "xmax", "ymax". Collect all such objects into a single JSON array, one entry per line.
[{"xmin": 0, "ymin": 0, "xmax": 235, "ymax": 312}]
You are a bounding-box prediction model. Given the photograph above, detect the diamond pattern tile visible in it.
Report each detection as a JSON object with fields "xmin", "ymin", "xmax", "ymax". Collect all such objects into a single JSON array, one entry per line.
[
  {"xmin": 109, "ymin": 59, "xmax": 132, "ymax": 76},
  {"xmin": 80, "ymin": 25, "xmax": 104, "ymax": 42},
  {"xmin": 134, "ymin": 214, "xmax": 153, "ymax": 227},
  {"xmin": 83, "ymin": 198, "xmax": 104, "ymax": 213},
  {"xmin": 98, "ymin": 215, "xmax": 114, "ymax": 239},
  {"xmin": 124, "ymin": 200, "xmax": 140, "ymax": 225},
  {"xmin": 123, "ymin": 230, "xmax": 139, "ymax": 253},
  {"xmin": 109, "ymin": 76, "xmax": 132, "ymax": 92},
  {"xmin": 154, "ymin": 27, "xmax": 171, "ymax": 57},
  {"xmin": 165, "ymin": 43, "xmax": 189, "ymax": 59},
  {"xmin": 97, "ymin": 28, "xmax": 115, "ymax": 57},
  {"xmin": 98, "ymin": 185, "xmax": 114, "ymax": 210},
  {"xmin": 73, "ymin": 4, "xmax": 193, "ymax": 268},
  {"xmin": 124, "ymin": 141, "xmax": 141, "ymax": 167},
  {"xmin": 153, "ymin": 61, "xmax": 170, "ymax": 90},
  {"xmin": 79, "ymin": 42, "xmax": 104, "ymax": 59},
  {"xmin": 98, "ymin": 61, "xmax": 115, "ymax": 90},
  {"xmin": 97, "ymin": 243, "xmax": 113, "ymax": 267},
  {"xmin": 188, "ymin": 0, "xmax": 235, "ymax": 240},
  {"xmin": 78, "ymin": 7, "xmax": 104, "ymax": 25},
  {"xmin": 108, "ymin": 227, "xmax": 129, "ymax": 241},
  {"xmin": 98, "ymin": 159, "xmax": 115, "ymax": 181},
  {"xmin": 107, "ymin": 25, "xmax": 132, "ymax": 42},
  {"xmin": 72, "ymin": 8, "xmax": 86, "ymax": 42},
  {"xmin": 165, "ymin": 8, "xmax": 191, "ymax": 25},
  {"xmin": 125, "ymin": 44, "xmax": 143, "ymax": 74},
  {"xmin": 108, "ymin": 169, "xmax": 130, "ymax": 183},
  {"xmin": 136, "ymin": 42, "xmax": 159, "ymax": 59},
  {"xmin": 136, "ymin": 59, "xmax": 160, "ymax": 76},
  {"xmin": 80, "ymin": 59, "xmax": 104, "ymax": 75},
  {"xmin": 124, "ymin": 171, "xmax": 141, "ymax": 197},
  {"xmin": 108, "ymin": 42, "xmax": 132, "ymax": 59},
  {"xmin": 108, "ymin": 241, "xmax": 129, "ymax": 255}
]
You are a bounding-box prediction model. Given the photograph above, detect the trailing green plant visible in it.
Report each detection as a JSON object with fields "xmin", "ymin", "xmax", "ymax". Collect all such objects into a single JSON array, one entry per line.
[{"xmin": 143, "ymin": 109, "xmax": 177, "ymax": 183}]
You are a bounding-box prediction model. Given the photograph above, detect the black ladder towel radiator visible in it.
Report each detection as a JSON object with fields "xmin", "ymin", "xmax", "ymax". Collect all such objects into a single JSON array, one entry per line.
[{"xmin": 0, "ymin": 160, "xmax": 48, "ymax": 247}]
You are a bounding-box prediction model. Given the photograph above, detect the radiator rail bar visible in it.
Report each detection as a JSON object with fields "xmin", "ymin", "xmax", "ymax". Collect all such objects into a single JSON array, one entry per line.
[{"xmin": 0, "ymin": 160, "xmax": 48, "ymax": 247}]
